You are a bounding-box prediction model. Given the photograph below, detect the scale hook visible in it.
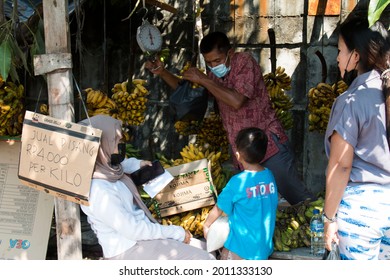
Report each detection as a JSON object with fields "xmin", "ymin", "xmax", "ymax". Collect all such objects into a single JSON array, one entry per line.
[{"xmin": 138, "ymin": 6, "xmax": 149, "ymax": 21}]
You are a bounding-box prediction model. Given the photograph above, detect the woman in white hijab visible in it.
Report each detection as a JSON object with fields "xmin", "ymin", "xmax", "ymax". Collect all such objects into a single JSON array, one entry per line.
[{"xmin": 80, "ymin": 115, "xmax": 215, "ymax": 260}]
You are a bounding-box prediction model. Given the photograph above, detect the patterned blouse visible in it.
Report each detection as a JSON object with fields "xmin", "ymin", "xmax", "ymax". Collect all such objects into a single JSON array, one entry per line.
[{"xmin": 208, "ymin": 52, "xmax": 288, "ymax": 168}]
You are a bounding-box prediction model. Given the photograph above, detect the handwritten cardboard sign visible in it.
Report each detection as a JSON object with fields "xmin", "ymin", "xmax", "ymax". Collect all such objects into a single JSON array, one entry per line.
[{"xmin": 18, "ymin": 111, "xmax": 101, "ymax": 206}]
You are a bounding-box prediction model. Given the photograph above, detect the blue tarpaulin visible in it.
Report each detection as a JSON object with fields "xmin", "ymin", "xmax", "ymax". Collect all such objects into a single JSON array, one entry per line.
[{"xmin": 4, "ymin": 0, "xmax": 76, "ymax": 22}]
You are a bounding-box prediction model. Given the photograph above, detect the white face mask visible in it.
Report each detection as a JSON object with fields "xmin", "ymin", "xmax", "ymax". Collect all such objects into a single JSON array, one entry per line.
[{"xmin": 208, "ymin": 56, "xmax": 231, "ymax": 78}]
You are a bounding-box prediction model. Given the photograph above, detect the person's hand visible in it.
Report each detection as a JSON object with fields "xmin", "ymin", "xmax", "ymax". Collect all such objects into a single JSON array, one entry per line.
[
  {"xmin": 182, "ymin": 67, "xmax": 208, "ymax": 85},
  {"xmin": 203, "ymin": 224, "xmax": 210, "ymax": 239},
  {"xmin": 140, "ymin": 160, "xmax": 152, "ymax": 168},
  {"xmin": 324, "ymin": 221, "xmax": 339, "ymax": 251},
  {"xmin": 183, "ymin": 229, "xmax": 192, "ymax": 244},
  {"xmin": 145, "ymin": 56, "xmax": 165, "ymax": 75}
]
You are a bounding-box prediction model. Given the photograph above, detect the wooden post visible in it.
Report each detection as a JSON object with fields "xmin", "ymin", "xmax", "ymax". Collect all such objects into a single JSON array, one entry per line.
[
  {"xmin": 267, "ymin": 29, "xmax": 276, "ymax": 73},
  {"xmin": 40, "ymin": 0, "xmax": 82, "ymax": 260}
]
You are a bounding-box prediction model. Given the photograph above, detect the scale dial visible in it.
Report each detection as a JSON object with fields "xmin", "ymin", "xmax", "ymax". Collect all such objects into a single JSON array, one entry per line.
[{"xmin": 136, "ymin": 20, "xmax": 163, "ymax": 53}]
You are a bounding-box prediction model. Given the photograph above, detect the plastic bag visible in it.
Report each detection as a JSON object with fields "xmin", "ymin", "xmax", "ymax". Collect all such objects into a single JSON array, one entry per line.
[
  {"xmin": 169, "ymin": 80, "xmax": 208, "ymax": 121},
  {"xmin": 322, "ymin": 242, "xmax": 340, "ymax": 260},
  {"xmin": 206, "ymin": 216, "xmax": 230, "ymax": 252}
]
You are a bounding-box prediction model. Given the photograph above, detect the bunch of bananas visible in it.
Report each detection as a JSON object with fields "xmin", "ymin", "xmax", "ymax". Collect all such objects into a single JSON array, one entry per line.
[
  {"xmin": 307, "ymin": 80, "xmax": 348, "ymax": 133},
  {"xmin": 0, "ymin": 78, "xmax": 25, "ymax": 136},
  {"xmin": 85, "ymin": 88, "xmax": 118, "ymax": 118},
  {"xmin": 158, "ymin": 142, "xmax": 228, "ymax": 194},
  {"xmin": 174, "ymin": 120, "xmax": 202, "ymax": 136},
  {"xmin": 111, "ymin": 79, "xmax": 149, "ymax": 126},
  {"xmin": 179, "ymin": 142, "xmax": 222, "ymax": 166},
  {"xmin": 273, "ymin": 197, "xmax": 324, "ymax": 252},
  {"xmin": 156, "ymin": 205, "xmax": 213, "ymax": 237},
  {"xmin": 174, "ymin": 112, "xmax": 230, "ymax": 163},
  {"xmin": 176, "ymin": 61, "xmax": 205, "ymax": 88},
  {"xmin": 194, "ymin": 112, "xmax": 230, "ymax": 163},
  {"xmin": 263, "ymin": 66, "xmax": 294, "ymax": 130},
  {"xmin": 179, "ymin": 61, "xmax": 192, "ymax": 75}
]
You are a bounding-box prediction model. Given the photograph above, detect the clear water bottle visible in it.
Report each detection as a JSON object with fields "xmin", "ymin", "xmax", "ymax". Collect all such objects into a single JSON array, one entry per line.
[{"xmin": 310, "ymin": 209, "xmax": 325, "ymax": 255}]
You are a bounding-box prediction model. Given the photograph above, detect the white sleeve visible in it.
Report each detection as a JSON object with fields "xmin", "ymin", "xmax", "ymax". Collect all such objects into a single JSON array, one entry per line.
[
  {"xmin": 86, "ymin": 180, "xmax": 185, "ymax": 242},
  {"xmin": 121, "ymin": 157, "xmax": 142, "ymax": 174}
]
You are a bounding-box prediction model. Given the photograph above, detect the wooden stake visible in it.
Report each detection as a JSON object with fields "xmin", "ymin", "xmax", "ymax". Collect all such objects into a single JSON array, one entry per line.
[{"xmin": 40, "ymin": 0, "xmax": 82, "ymax": 260}]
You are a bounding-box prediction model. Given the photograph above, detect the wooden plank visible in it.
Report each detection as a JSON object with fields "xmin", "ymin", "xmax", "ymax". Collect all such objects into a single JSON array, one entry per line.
[
  {"xmin": 41, "ymin": 0, "xmax": 82, "ymax": 260},
  {"xmin": 33, "ymin": 53, "xmax": 72, "ymax": 76}
]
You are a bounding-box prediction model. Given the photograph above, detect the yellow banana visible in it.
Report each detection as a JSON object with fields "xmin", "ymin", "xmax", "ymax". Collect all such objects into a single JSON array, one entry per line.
[
  {"xmin": 180, "ymin": 150, "xmax": 190, "ymax": 159},
  {"xmin": 289, "ymin": 219, "xmax": 300, "ymax": 231},
  {"xmin": 181, "ymin": 211, "xmax": 195, "ymax": 222},
  {"xmin": 96, "ymin": 93, "xmax": 108, "ymax": 108},
  {"xmin": 1, "ymin": 104, "xmax": 11, "ymax": 112},
  {"xmin": 96, "ymin": 90, "xmax": 106, "ymax": 105},
  {"xmin": 90, "ymin": 90, "xmax": 100, "ymax": 105},
  {"xmin": 189, "ymin": 213, "xmax": 201, "ymax": 232},
  {"xmin": 86, "ymin": 90, "xmax": 94, "ymax": 103},
  {"xmin": 112, "ymin": 83, "xmax": 122, "ymax": 93},
  {"xmin": 317, "ymin": 82, "xmax": 333, "ymax": 94},
  {"xmin": 135, "ymin": 83, "xmax": 148, "ymax": 95},
  {"xmin": 121, "ymin": 81, "xmax": 128, "ymax": 92},
  {"xmin": 92, "ymin": 108, "xmax": 111, "ymax": 116},
  {"xmin": 132, "ymin": 79, "xmax": 147, "ymax": 85},
  {"xmin": 200, "ymin": 206, "xmax": 211, "ymax": 221},
  {"xmin": 182, "ymin": 215, "xmax": 196, "ymax": 230},
  {"xmin": 105, "ymin": 98, "xmax": 117, "ymax": 109}
]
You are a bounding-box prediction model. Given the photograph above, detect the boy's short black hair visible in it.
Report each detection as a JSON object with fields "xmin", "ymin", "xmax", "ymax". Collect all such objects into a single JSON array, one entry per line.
[
  {"xmin": 200, "ymin": 31, "xmax": 231, "ymax": 54},
  {"xmin": 235, "ymin": 127, "xmax": 268, "ymax": 164}
]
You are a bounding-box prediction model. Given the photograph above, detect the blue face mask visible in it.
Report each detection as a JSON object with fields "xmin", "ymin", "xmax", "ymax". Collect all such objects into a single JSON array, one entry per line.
[{"xmin": 208, "ymin": 56, "xmax": 231, "ymax": 78}]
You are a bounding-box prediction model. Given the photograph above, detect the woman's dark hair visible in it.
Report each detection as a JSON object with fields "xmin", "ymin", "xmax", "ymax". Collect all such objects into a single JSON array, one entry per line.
[
  {"xmin": 340, "ymin": 17, "xmax": 390, "ymax": 147},
  {"xmin": 339, "ymin": 18, "xmax": 389, "ymax": 73},
  {"xmin": 200, "ymin": 31, "xmax": 231, "ymax": 54},
  {"xmin": 235, "ymin": 127, "xmax": 268, "ymax": 164}
]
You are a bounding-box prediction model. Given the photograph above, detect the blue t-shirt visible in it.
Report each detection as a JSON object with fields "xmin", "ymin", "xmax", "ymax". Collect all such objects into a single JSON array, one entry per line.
[{"xmin": 217, "ymin": 168, "xmax": 278, "ymax": 260}]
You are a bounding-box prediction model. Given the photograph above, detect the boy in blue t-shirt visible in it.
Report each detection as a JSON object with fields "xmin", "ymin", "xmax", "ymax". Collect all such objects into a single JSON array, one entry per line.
[{"xmin": 203, "ymin": 127, "xmax": 278, "ymax": 260}]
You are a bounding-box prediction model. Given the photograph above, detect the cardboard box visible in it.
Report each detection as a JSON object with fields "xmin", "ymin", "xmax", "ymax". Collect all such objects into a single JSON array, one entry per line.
[
  {"xmin": 0, "ymin": 138, "xmax": 54, "ymax": 259},
  {"xmin": 154, "ymin": 159, "xmax": 217, "ymax": 217}
]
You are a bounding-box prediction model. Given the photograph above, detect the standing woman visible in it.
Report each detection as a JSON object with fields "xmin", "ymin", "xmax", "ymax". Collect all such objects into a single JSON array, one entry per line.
[{"xmin": 323, "ymin": 17, "xmax": 390, "ymax": 260}]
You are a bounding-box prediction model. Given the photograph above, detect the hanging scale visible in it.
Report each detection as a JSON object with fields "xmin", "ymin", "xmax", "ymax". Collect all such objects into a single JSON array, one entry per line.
[{"xmin": 136, "ymin": 6, "xmax": 162, "ymax": 53}]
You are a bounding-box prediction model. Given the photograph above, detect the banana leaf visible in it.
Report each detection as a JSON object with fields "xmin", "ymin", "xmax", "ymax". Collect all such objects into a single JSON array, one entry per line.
[
  {"xmin": 8, "ymin": 34, "xmax": 31, "ymax": 77},
  {"xmin": 0, "ymin": 39, "xmax": 11, "ymax": 80},
  {"xmin": 30, "ymin": 19, "xmax": 46, "ymax": 63},
  {"xmin": 368, "ymin": 0, "xmax": 390, "ymax": 28}
]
